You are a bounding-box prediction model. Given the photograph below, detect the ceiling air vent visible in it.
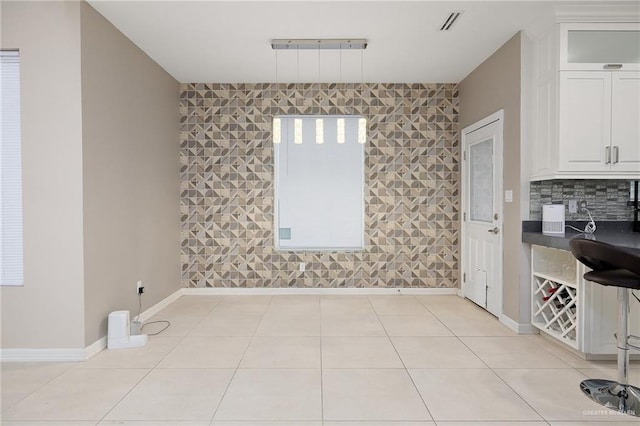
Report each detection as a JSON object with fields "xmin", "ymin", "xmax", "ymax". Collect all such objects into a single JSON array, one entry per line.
[{"xmin": 440, "ymin": 11, "xmax": 462, "ymax": 31}]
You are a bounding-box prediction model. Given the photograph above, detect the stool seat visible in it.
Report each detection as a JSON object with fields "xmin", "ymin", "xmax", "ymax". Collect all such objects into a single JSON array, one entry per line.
[
  {"xmin": 584, "ymin": 269, "xmax": 640, "ymax": 290},
  {"xmin": 570, "ymin": 238, "xmax": 640, "ymax": 278},
  {"xmin": 570, "ymin": 237, "xmax": 640, "ymax": 417}
]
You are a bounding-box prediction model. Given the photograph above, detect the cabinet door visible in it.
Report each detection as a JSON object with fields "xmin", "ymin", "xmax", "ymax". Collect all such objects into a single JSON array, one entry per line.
[
  {"xmin": 560, "ymin": 23, "xmax": 640, "ymax": 71},
  {"xmin": 583, "ymin": 281, "xmax": 640, "ymax": 355},
  {"xmin": 611, "ymin": 72, "xmax": 640, "ymax": 173},
  {"xmin": 558, "ymin": 72, "xmax": 612, "ymax": 173}
]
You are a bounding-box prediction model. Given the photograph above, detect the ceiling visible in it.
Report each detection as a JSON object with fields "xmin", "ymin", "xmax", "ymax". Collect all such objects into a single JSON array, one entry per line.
[{"xmin": 87, "ymin": 1, "xmax": 628, "ymax": 83}]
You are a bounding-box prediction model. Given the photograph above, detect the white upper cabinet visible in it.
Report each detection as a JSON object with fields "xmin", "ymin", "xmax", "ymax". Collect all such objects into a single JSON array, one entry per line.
[
  {"xmin": 560, "ymin": 23, "xmax": 640, "ymax": 71},
  {"xmin": 558, "ymin": 72, "xmax": 611, "ymax": 173},
  {"xmin": 611, "ymin": 72, "xmax": 640, "ymax": 172},
  {"xmin": 558, "ymin": 71, "xmax": 640, "ymax": 175},
  {"xmin": 530, "ymin": 22, "xmax": 640, "ymax": 180}
]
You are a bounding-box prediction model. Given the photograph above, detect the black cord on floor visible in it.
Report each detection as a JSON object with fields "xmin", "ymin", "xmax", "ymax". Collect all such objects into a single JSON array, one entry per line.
[
  {"xmin": 137, "ymin": 293, "xmax": 171, "ymax": 336},
  {"xmin": 141, "ymin": 320, "xmax": 171, "ymax": 336}
]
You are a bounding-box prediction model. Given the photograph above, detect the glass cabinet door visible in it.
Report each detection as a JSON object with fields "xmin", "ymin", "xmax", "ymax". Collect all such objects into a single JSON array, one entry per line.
[{"xmin": 560, "ymin": 23, "xmax": 640, "ymax": 71}]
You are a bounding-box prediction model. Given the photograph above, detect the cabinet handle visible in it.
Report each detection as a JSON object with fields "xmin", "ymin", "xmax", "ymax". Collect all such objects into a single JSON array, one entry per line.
[
  {"xmin": 603, "ymin": 64, "xmax": 623, "ymax": 70},
  {"xmin": 613, "ymin": 146, "xmax": 619, "ymax": 164},
  {"xmin": 605, "ymin": 146, "xmax": 611, "ymax": 164}
]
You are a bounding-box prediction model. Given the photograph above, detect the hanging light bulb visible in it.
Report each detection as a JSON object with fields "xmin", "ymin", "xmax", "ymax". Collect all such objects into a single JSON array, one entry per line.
[
  {"xmin": 272, "ymin": 47, "xmax": 281, "ymax": 145},
  {"xmin": 336, "ymin": 118, "xmax": 345, "ymax": 144},
  {"xmin": 294, "ymin": 118, "xmax": 302, "ymax": 144},
  {"xmin": 357, "ymin": 45, "xmax": 367, "ymax": 145},
  {"xmin": 316, "ymin": 118, "xmax": 324, "ymax": 144},
  {"xmin": 314, "ymin": 44, "xmax": 324, "ymax": 145},
  {"xmin": 272, "ymin": 117, "xmax": 281, "ymax": 144},
  {"xmin": 358, "ymin": 117, "xmax": 367, "ymax": 144}
]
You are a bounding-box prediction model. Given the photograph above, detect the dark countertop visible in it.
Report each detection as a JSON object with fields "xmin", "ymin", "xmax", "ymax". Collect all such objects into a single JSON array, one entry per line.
[{"xmin": 522, "ymin": 221, "xmax": 640, "ymax": 255}]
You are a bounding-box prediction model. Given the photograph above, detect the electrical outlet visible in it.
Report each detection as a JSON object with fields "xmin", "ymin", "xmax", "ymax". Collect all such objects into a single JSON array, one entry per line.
[
  {"xmin": 136, "ymin": 280, "xmax": 143, "ymax": 294},
  {"xmin": 299, "ymin": 262, "xmax": 305, "ymax": 272},
  {"xmin": 579, "ymin": 200, "xmax": 588, "ymax": 211}
]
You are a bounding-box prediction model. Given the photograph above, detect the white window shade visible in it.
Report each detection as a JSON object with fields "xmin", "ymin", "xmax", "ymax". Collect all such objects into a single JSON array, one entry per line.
[{"xmin": 0, "ymin": 50, "xmax": 24, "ymax": 286}]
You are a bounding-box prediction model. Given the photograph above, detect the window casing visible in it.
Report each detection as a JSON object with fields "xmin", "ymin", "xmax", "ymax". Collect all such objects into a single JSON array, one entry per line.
[
  {"xmin": 1, "ymin": 50, "xmax": 24, "ymax": 286},
  {"xmin": 274, "ymin": 115, "xmax": 364, "ymax": 251}
]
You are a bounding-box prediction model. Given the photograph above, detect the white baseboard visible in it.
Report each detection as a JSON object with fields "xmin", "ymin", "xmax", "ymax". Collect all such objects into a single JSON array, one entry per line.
[
  {"xmin": 181, "ymin": 287, "xmax": 460, "ymax": 296},
  {"xmin": 1, "ymin": 288, "xmax": 184, "ymax": 363},
  {"xmin": 137, "ymin": 287, "xmax": 184, "ymax": 322},
  {"xmin": 0, "ymin": 348, "xmax": 87, "ymax": 362},
  {"xmin": 499, "ymin": 314, "xmax": 539, "ymax": 335},
  {"xmin": 84, "ymin": 336, "xmax": 107, "ymax": 360}
]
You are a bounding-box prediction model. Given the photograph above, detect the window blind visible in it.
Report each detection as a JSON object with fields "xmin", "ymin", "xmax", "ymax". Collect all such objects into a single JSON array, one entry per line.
[{"xmin": 0, "ymin": 50, "xmax": 24, "ymax": 286}]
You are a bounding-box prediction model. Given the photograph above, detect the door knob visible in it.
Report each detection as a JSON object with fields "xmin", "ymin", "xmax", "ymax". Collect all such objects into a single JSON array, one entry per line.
[{"xmin": 488, "ymin": 227, "xmax": 499, "ymax": 234}]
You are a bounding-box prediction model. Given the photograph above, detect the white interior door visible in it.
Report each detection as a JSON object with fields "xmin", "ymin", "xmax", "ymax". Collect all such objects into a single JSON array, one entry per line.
[{"xmin": 463, "ymin": 111, "xmax": 503, "ymax": 317}]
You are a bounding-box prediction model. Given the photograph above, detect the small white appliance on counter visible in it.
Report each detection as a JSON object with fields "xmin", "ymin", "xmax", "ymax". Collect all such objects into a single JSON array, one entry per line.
[{"xmin": 542, "ymin": 204, "xmax": 565, "ymax": 236}]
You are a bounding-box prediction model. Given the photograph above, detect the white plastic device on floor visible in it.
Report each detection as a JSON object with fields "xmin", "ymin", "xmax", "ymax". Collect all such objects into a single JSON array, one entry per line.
[{"xmin": 107, "ymin": 310, "xmax": 148, "ymax": 349}]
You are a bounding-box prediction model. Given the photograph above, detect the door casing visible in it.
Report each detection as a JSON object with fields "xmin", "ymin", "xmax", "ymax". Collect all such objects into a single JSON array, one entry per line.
[{"xmin": 461, "ymin": 110, "xmax": 504, "ymax": 317}]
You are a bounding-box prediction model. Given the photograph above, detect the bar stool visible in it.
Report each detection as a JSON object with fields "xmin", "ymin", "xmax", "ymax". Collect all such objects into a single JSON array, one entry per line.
[{"xmin": 569, "ymin": 238, "xmax": 640, "ymax": 417}]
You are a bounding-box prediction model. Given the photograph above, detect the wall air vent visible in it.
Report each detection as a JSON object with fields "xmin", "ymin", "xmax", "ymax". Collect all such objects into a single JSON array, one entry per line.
[{"xmin": 440, "ymin": 11, "xmax": 462, "ymax": 31}]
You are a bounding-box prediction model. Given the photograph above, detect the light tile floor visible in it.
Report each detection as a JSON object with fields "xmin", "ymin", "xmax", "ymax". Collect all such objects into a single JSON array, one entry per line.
[{"xmin": 2, "ymin": 294, "xmax": 640, "ymax": 425}]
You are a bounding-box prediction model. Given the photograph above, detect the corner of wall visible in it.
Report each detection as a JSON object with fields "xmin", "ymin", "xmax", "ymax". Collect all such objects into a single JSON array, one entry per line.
[{"xmin": 79, "ymin": 2, "xmax": 180, "ymax": 347}]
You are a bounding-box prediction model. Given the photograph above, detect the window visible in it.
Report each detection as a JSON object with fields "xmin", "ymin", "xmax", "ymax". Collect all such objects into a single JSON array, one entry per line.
[
  {"xmin": 1, "ymin": 50, "xmax": 23, "ymax": 286},
  {"xmin": 274, "ymin": 115, "xmax": 364, "ymax": 250}
]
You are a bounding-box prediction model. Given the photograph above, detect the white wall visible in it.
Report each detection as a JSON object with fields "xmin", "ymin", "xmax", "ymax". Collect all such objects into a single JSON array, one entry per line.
[
  {"xmin": 1, "ymin": 1, "xmax": 86, "ymax": 349},
  {"xmin": 80, "ymin": 2, "xmax": 180, "ymax": 346}
]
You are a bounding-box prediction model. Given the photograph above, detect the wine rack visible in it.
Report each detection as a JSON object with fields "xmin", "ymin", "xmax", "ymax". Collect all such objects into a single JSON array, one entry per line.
[
  {"xmin": 531, "ymin": 245, "xmax": 579, "ymax": 349},
  {"xmin": 532, "ymin": 274, "xmax": 578, "ymax": 348}
]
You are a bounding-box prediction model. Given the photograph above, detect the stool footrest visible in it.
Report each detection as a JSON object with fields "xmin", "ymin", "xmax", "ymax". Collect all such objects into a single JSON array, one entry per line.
[
  {"xmin": 628, "ymin": 335, "xmax": 640, "ymax": 352},
  {"xmin": 612, "ymin": 333, "xmax": 640, "ymax": 351}
]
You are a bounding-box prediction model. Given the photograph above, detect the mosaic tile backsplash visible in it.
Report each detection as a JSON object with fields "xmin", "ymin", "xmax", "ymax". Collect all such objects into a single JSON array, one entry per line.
[
  {"xmin": 180, "ymin": 83, "xmax": 459, "ymax": 288},
  {"xmin": 529, "ymin": 180, "xmax": 633, "ymax": 221}
]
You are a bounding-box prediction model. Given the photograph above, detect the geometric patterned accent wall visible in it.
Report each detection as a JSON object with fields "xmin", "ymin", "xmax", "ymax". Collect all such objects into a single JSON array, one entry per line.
[
  {"xmin": 180, "ymin": 83, "xmax": 459, "ymax": 288},
  {"xmin": 529, "ymin": 179, "xmax": 633, "ymax": 221}
]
